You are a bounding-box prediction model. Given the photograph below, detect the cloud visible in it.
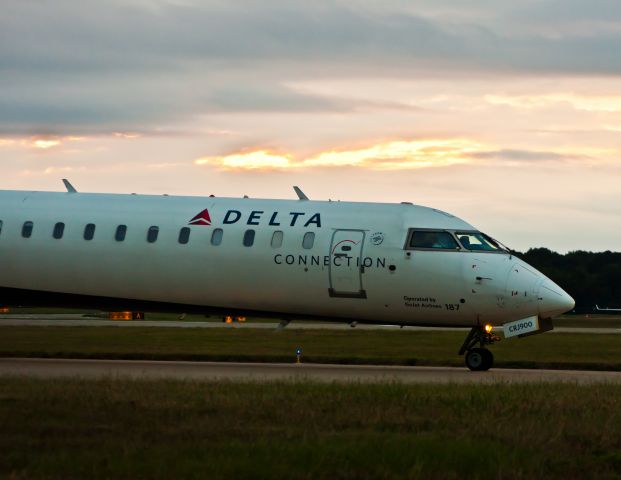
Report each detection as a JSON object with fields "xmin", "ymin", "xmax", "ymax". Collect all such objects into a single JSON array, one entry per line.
[
  {"xmin": 196, "ymin": 138, "xmax": 486, "ymax": 171},
  {"xmin": 197, "ymin": 139, "xmax": 617, "ymax": 171},
  {"xmin": 203, "ymin": 85, "xmax": 354, "ymax": 113},
  {"xmin": 0, "ymin": 135, "xmax": 87, "ymax": 152},
  {"xmin": 508, "ymin": 0, "xmax": 621, "ymax": 28},
  {"xmin": 468, "ymin": 149, "xmax": 590, "ymax": 163},
  {"xmin": 196, "ymin": 150, "xmax": 293, "ymax": 170},
  {"xmin": 485, "ymin": 93, "xmax": 621, "ymax": 113},
  {"xmin": 3, "ymin": 0, "xmax": 621, "ymax": 135}
]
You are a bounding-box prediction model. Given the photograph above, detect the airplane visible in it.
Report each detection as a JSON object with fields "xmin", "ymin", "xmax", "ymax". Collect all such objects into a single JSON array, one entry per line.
[
  {"xmin": 595, "ymin": 305, "xmax": 621, "ymax": 312},
  {"xmin": 0, "ymin": 181, "xmax": 575, "ymax": 371}
]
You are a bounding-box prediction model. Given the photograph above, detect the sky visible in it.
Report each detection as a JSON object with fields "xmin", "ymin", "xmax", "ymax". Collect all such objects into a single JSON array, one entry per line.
[{"xmin": 1, "ymin": 0, "xmax": 620, "ymax": 253}]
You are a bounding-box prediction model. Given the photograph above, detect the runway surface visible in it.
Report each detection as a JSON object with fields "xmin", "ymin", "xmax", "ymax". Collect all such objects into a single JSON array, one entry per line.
[
  {"xmin": 2, "ymin": 357, "xmax": 621, "ymax": 384},
  {"xmin": 0, "ymin": 314, "xmax": 618, "ymax": 334}
]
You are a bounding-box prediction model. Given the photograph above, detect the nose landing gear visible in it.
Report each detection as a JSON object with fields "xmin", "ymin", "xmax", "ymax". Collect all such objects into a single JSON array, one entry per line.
[{"xmin": 458, "ymin": 325, "xmax": 500, "ymax": 371}]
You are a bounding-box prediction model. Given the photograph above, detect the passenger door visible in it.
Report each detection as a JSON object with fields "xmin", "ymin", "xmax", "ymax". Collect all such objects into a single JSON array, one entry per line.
[{"xmin": 328, "ymin": 229, "xmax": 366, "ymax": 298}]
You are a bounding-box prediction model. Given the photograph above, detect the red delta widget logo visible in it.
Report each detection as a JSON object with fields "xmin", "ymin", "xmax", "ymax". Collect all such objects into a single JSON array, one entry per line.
[
  {"xmin": 188, "ymin": 209, "xmax": 211, "ymax": 226},
  {"xmin": 188, "ymin": 209, "xmax": 321, "ymax": 228}
]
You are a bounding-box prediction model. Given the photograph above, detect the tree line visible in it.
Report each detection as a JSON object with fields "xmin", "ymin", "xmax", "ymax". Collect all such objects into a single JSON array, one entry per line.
[{"xmin": 519, "ymin": 248, "xmax": 621, "ymax": 313}]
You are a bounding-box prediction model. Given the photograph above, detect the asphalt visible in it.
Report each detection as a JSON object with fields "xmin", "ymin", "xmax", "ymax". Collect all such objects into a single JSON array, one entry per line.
[
  {"xmin": 2, "ymin": 357, "xmax": 621, "ymax": 384},
  {"xmin": 0, "ymin": 315, "xmax": 617, "ymax": 333}
]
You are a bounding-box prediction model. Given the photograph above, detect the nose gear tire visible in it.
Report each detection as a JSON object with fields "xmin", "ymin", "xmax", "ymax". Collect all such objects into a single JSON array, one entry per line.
[{"xmin": 465, "ymin": 348, "xmax": 494, "ymax": 371}]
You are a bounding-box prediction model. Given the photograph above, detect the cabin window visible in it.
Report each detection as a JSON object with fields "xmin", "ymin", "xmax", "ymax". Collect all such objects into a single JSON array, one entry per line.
[
  {"xmin": 407, "ymin": 230, "xmax": 458, "ymax": 250},
  {"xmin": 456, "ymin": 232, "xmax": 502, "ymax": 251},
  {"xmin": 178, "ymin": 227, "xmax": 191, "ymax": 244},
  {"xmin": 271, "ymin": 230, "xmax": 283, "ymax": 248},
  {"xmin": 0, "ymin": 220, "xmax": 3, "ymax": 236},
  {"xmin": 147, "ymin": 226, "xmax": 159, "ymax": 243},
  {"xmin": 302, "ymin": 232, "xmax": 315, "ymax": 250},
  {"xmin": 211, "ymin": 228, "xmax": 223, "ymax": 246},
  {"xmin": 84, "ymin": 223, "xmax": 96, "ymax": 241},
  {"xmin": 53, "ymin": 222, "xmax": 65, "ymax": 239},
  {"xmin": 115, "ymin": 225, "xmax": 127, "ymax": 242},
  {"xmin": 243, "ymin": 229, "xmax": 255, "ymax": 247},
  {"xmin": 22, "ymin": 221, "xmax": 33, "ymax": 238}
]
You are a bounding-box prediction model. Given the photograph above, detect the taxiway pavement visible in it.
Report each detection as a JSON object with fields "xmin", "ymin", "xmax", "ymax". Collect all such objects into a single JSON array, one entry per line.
[{"xmin": 2, "ymin": 358, "xmax": 621, "ymax": 384}]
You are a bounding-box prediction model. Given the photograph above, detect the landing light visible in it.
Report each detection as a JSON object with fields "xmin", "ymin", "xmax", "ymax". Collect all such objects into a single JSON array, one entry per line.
[{"xmin": 484, "ymin": 324, "xmax": 493, "ymax": 334}]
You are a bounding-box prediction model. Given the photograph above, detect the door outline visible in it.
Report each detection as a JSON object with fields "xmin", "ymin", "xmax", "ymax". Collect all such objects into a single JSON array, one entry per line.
[{"xmin": 328, "ymin": 229, "xmax": 367, "ymax": 299}]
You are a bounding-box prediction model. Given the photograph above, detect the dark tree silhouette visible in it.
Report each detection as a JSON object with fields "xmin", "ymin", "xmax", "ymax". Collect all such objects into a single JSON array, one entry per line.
[{"xmin": 518, "ymin": 248, "xmax": 621, "ymax": 313}]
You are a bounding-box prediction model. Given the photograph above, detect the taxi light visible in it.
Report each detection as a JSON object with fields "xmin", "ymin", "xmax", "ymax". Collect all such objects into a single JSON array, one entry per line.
[
  {"xmin": 224, "ymin": 315, "xmax": 233, "ymax": 323},
  {"xmin": 109, "ymin": 311, "xmax": 133, "ymax": 321},
  {"xmin": 0, "ymin": 307, "xmax": 9, "ymax": 314},
  {"xmin": 484, "ymin": 324, "xmax": 493, "ymax": 334},
  {"xmin": 236, "ymin": 316, "xmax": 247, "ymax": 322}
]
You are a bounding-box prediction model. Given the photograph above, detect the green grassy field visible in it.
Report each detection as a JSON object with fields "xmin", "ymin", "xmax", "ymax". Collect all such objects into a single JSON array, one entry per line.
[
  {"xmin": 2, "ymin": 378, "xmax": 621, "ymax": 479},
  {"xmin": 555, "ymin": 314, "xmax": 621, "ymax": 328},
  {"xmin": 2, "ymin": 326, "xmax": 621, "ymax": 370}
]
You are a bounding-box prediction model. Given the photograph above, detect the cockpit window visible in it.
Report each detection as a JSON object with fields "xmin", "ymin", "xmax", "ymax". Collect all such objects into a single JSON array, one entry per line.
[
  {"xmin": 408, "ymin": 230, "xmax": 459, "ymax": 250},
  {"xmin": 456, "ymin": 232, "xmax": 502, "ymax": 251}
]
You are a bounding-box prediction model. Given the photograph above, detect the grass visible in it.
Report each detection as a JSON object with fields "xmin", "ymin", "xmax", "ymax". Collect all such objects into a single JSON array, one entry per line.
[
  {"xmin": 2, "ymin": 378, "xmax": 621, "ymax": 479},
  {"xmin": 2, "ymin": 326, "xmax": 621, "ymax": 370},
  {"xmin": 555, "ymin": 314, "xmax": 621, "ymax": 328}
]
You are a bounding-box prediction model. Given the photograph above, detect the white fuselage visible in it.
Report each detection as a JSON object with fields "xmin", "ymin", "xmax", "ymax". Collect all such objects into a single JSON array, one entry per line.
[{"xmin": 0, "ymin": 190, "xmax": 574, "ymax": 326}]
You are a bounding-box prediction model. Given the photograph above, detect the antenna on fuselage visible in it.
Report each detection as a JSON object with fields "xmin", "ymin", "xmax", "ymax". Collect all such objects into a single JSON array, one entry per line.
[
  {"xmin": 293, "ymin": 186, "xmax": 309, "ymax": 200},
  {"xmin": 62, "ymin": 179, "xmax": 77, "ymax": 193}
]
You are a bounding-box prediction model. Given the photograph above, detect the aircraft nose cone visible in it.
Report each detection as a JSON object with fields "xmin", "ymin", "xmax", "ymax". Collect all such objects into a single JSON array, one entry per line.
[{"xmin": 538, "ymin": 278, "xmax": 575, "ymax": 318}]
